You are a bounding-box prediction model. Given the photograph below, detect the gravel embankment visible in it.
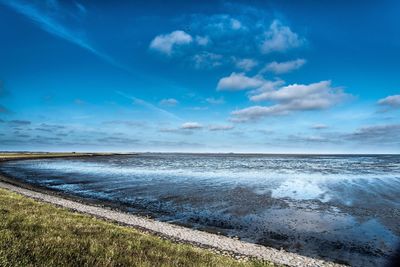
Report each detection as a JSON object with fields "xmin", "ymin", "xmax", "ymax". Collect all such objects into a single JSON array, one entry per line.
[{"xmin": 0, "ymin": 180, "xmax": 345, "ymax": 267}]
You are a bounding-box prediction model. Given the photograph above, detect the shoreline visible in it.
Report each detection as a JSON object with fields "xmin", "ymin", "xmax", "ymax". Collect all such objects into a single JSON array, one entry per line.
[
  {"xmin": 0, "ymin": 152, "xmax": 138, "ymax": 163},
  {"xmin": 0, "ymin": 170, "xmax": 344, "ymax": 267}
]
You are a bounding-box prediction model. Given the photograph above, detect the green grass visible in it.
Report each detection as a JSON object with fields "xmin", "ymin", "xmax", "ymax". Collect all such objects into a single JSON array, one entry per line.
[
  {"xmin": 0, "ymin": 188, "xmax": 274, "ymax": 267},
  {"xmin": 0, "ymin": 152, "xmax": 114, "ymax": 160}
]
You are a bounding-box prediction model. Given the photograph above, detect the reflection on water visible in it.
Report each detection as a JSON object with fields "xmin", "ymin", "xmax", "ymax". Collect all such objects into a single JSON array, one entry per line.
[{"xmin": 1, "ymin": 153, "xmax": 400, "ymax": 266}]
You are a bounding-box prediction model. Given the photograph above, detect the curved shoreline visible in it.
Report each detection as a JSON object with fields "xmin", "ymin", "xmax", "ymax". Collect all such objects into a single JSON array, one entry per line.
[{"xmin": 0, "ymin": 174, "xmax": 344, "ymax": 267}]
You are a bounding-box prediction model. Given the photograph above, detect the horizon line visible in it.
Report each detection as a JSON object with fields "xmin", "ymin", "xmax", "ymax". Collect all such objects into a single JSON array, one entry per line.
[{"xmin": 1, "ymin": 150, "xmax": 399, "ymax": 156}]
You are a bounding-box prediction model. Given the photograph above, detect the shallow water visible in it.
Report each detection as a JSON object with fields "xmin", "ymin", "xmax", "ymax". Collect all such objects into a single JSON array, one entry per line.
[{"xmin": 1, "ymin": 153, "xmax": 400, "ymax": 266}]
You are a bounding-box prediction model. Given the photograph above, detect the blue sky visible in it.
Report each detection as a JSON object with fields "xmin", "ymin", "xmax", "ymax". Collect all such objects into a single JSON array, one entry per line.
[{"xmin": 0, "ymin": 0, "xmax": 399, "ymax": 153}]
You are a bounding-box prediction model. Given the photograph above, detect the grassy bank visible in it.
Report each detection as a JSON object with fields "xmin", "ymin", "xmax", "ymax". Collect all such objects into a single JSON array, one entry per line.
[
  {"xmin": 0, "ymin": 188, "xmax": 272, "ymax": 266},
  {"xmin": 0, "ymin": 152, "xmax": 118, "ymax": 161}
]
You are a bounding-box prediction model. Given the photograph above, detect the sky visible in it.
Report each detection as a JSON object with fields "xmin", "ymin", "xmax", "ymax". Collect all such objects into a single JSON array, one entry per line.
[{"xmin": 0, "ymin": 0, "xmax": 399, "ymax": 153}]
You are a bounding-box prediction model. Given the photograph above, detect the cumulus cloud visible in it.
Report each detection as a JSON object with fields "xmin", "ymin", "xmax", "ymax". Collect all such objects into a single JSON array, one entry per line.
[
  {"xmin": 234, "ymin": 58, "xmax": 258, "ymax": 71},
  {"xmin": 250, "ymin": 80, "xmax": 344, "ymax": 103},
  {"xmin": 150, "ymin": 30, "xmax": 193, "ymax": 55},
  {"xmin": 232, "ymin": 81, "xmax": 347, "ymax": 122},
  {"xmin": 159, "ymin": 98, "xmax": 179, "ymax": 106},
  {"xmin": 247, "ymin": 79, "xmax": 285, "ymax": 96},
  {"xmin": 217, "ymin": 72, "xmax": 264, "ymax": 91},
  {"xmin": 209, "ymin": 124, "xmax": 234, "ymax": 131},
  {"xmin": 378, "ymin": 95, "xmax": 400, "ymax": 108},
  {"xmin": 261, "ymin": 59, "xmax": 306, "ymax": 74},
  {"xmin": 180, "ymin": 122, "xmax": 203, "ymax": 130},
  {"xmin": 260, "ymin": 20, "xmax": 305, "ymax": 54}
]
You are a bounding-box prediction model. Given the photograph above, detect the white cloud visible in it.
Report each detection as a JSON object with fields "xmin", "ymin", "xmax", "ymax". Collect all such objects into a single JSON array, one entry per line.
[
  {"xmin": 217, "ymin": 72, "xmax": 264, "ymax": 91},
  {"xmin": 230, "ymin": 18, "xmax": 243, "ymax": 30},
  {"xmin": 181, "ymin": 122, "xmax": 203, "ymax": 130},
  {"xmin": 192, "ymin": 52, "xmax": 223, "ymax": 69},
  {"xmin": 248, "ymin": 79, "xmax": 285, "ymax": 96},
  {"xmin": 378, "ymin": 95, "xmax": 400, "ymax": 108},
  {"xmin": 231, "ymin": 105, "xmax": 287, "ymax": 122},
  {"xmin": 159, "ymin": 98, "xmax": 179, "ymax": 106},
  {"xmin": 205, "ymin": 15, "xmax": 245, "ymax": 32},
  {"xmin": 232, "ymin": 81, "xmax": 347, "ymax": 122},
  {"xmin": 234, "ymin": 58, "xmax": 258, "ymax": 71},
  {"xmin": 195, "ymin": 35, "xmax": 210, "ymax": 46},
  {"xmin": 261, "ymin": 59, "xmax": 306, "ymax": 74},
  {"xmin": 209, "ymin": 124, "xmax": 234, "ymax": 131},
  {"xmin": 206, "ymin": 97, "xmax": 225, "ymax": 105},
  {"xmin": 150, "ymin": 30, "xmax": 193, "ymax": 55},
  {"xmin": 260, "ymin": 20, "xmax": 305, "ymax": 54},
  {"xmin": 250, "ymin": 80, "xmax": 343, "ymax": 103}
]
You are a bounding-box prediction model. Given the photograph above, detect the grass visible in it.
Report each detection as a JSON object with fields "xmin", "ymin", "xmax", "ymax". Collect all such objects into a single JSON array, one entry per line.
[
  {"xmin": 0, "ymin": 188, "xmax": 274, "ymax": 267},
  {"xmin": 0, "ymin": 152, "xmax": 115, "ymax": 160}
]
